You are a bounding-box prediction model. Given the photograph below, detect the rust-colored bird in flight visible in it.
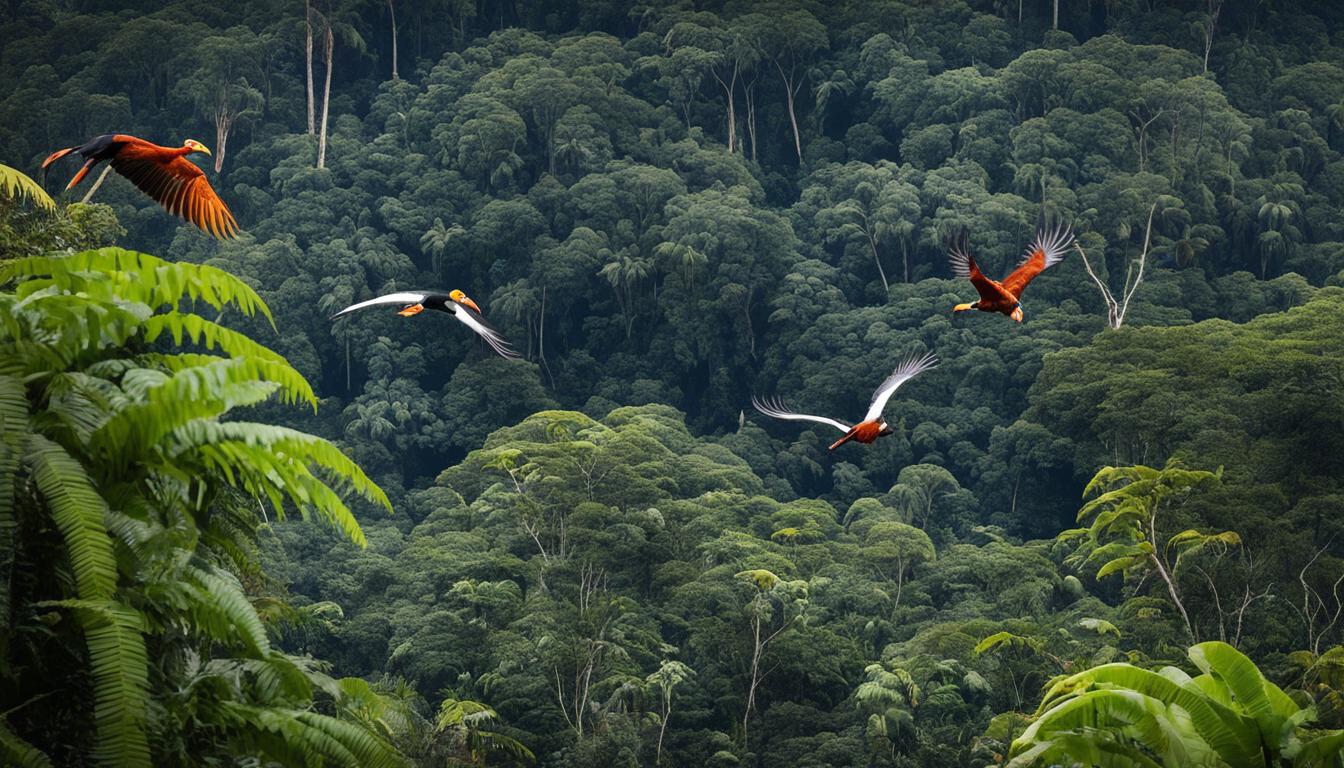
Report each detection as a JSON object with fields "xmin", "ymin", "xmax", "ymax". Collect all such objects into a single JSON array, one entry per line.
[
  {"xmin": 42, "ymin": 134, "xmax": 239, "ymax": 239},
  {"xmin": 752, "ymin": 351, "xmax": 938, "ymax": 451},
  {"xmin": 949, "ymin": 222, "xmax": 1074, "ymax": 322}
]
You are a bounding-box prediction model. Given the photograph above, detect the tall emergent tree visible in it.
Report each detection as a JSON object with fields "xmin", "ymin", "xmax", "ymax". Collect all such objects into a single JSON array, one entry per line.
[{"xmin": 1060, "ymin": 461, "xmax": 1231, "ymax": 643}]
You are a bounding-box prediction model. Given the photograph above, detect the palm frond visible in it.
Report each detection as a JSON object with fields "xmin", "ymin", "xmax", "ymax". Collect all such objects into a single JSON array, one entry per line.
[{"xmin": 0, "ymin": 164, "xmax": 56, "ymax": 212}]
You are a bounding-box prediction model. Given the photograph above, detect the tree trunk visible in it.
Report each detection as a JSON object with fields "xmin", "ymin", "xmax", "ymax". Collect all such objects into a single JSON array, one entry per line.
[
  {"xmin": 743, "ymin": 612, "xmax": 762, "ymax": 741},
  {"xmin": 656, "ymin": 699, "xmax": 671, "ymax": 765},
  {"xmin": 1149, "ymin": 511, "xmax": 1196, "ymax": 641},
  {"xmin": 80, "ymin": 165, "xmax": 114, "ymax": 203},
  {"xmin": 387, "ymin": 0, "xmax": 398, "ymax": 80},
  {"xmin": 1052, "ymin": 0, "xmax": 1059, "ymax": 29},
  {"xmin": 1202, "ymin": 0, "xmax": 1223, "ymax": 74},
  {"xmin": 539, "ymin": 285, "xmax": 554, "ymax": 387},
  {"xmin": 744, "ymin": 77, "xmax": 758, "ymax": 163},
  {"xmin": 712, "ymin": 64, "xmax": 739, "ymax": 154},
  {"xmin": 776, "ymin": 60, "xmax": 803, "ymax": 160},
  {"xmin": 305, "ymin": 0, "xmax": 315, "ymax": 134},
  {"xmin": 317, "ymin": 23, "xmax": 333, "ymax": 169},
  {"xmin": 214, "ymin": 111, "xmax": 229, "ymax": 173},
  {"xmin": 867, "ymin": 232, "xmax": 890, "ymax": 295}
]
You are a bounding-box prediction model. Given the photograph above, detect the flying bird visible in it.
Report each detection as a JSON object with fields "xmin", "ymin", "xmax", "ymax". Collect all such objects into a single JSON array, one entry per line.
[
  {"xmin": 948, "ymin": 222, "xmax": 1074, "ymax": 322},
  {"xmin": 42, "ymin": 134, "xmax": 239, "ymax": 239},
  {"xmin": 751, "ymin": 351, "xmax": 938, "ymax": 451},
  {"xmin": 331, "ymin": 290, "xmax": 519, "ymax": 359}
]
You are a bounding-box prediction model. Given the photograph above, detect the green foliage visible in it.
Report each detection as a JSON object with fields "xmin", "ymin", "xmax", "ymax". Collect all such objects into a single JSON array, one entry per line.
[
  {"xmin": 0, "ymin": 164, "xmax": 54, "ymax": 211},
  {"xmin": 0, "ymin": 248, "xmax": 402, "ymax": 766},
  {"xmin": 1010, "ymin": 641, "xmax": 1344, "ymax": 767},
  {"xmin": 5, "ymin": 1, "xmax": 1344, "ymax": 765}
]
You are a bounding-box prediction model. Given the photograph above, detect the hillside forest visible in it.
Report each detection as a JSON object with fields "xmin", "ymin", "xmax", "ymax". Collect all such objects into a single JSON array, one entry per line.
[{"xmin": 4, "ymin": 0, "xmax": 1344, "ymax": 765}]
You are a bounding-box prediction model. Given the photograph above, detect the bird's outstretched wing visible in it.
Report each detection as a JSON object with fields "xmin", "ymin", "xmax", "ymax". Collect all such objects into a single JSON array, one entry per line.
[
  {"xmin": 948, "ymin": 232, "xmax": 1014, "ymax": 304},
  {"xmin": 1002, "ymin": 222, "xmax": 1074, "ymax": 298},
  {"xmin": 330, "ymin": 292, "xmax": 429, "ymax": 318},
  {"xmin": 452, "ymin": 304, "xmax": 521, "ymax": 359},
  {"xmin": 111, "ymin": 152, "xmax": 239, "ymax": 239},
  {"xmin": 863, "ymin": 351, "xmax": 939, "ymax": 423},
  {"xmin": 751, "ymin": 396, "xmax": 851, "ymax": 434}
]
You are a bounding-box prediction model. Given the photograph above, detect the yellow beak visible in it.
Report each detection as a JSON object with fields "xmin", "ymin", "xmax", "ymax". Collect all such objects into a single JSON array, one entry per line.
[
  {"xmin": 1010, "ymin": 307, "xmax": 1023, "ymax": 322},
  {"xmin": 953, "ymin": 303, "xmax": 974, "ymax": 313},
  {"xmin": 198, "ymin": 145, "xmax": 212, "ymax": 157},
  {"xmin": 458, "ymin": 296, "xmax": 481, "ymax": 313}
]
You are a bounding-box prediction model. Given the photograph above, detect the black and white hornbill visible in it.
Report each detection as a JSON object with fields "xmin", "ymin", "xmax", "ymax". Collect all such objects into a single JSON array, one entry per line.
[{"xmin": 330, "ymin": 290, "xmax": 519, "ymax": 359}]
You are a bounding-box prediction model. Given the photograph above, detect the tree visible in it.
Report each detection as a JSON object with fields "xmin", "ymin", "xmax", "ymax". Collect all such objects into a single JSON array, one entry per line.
[
  {"xmin": 313, "ymin": 0, "xmax": 366, "ymax": 169},
  {"xmin": 890, "ymin": 464, "xmax": 960, "ymax": 530},
  {"xmin": 745, "ymin": 8, "xmax": 827, "ymax": 160},
  {"xmin": 1009, "ymin": 641, "xmax": 1344, "ymax": 766},
  {"xmin": 861, "ymin": 521, "xmax": 935, "ymax": 612},
  {"xmin": 1075, "ymin": 204, "xmax": 1157, "ymax": 329},
  {"xmin": 646, "ymin": 660, "xmax": 694, "ymax": 765},
  {"xmin": 735, "ymin": 569, "xmax": 808, "ymax": 742},
  {"xmin": 175, "ymin": 29, "xmax": 264, "ymax": 172},
  {"xmin": 1059, "ymin": 461, "xmax": 1227, "ymax": 643},
  {"xmin": 662, "ymin": 16, "xmax": 752, "ymax": 154},
  {"xmin": 0, "ymin": 249, "xmax": 403, "ymax": 766},
  {"xmin": 854, "ymin": 661, "xmax": 920, "ymax": 760},
  {"xmin": 433, "ymin": 698, "xmax": 534, "ymax": 766}
]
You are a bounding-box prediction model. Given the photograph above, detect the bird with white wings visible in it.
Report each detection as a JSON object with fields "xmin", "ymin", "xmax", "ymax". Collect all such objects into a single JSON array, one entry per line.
[
  {"xmin": 330, "ymin": 290, "xmax": 519, "ymax": 359},
  {"xmin": 751, "ymin": 351, "xmax": 938, "ymax": 451}
]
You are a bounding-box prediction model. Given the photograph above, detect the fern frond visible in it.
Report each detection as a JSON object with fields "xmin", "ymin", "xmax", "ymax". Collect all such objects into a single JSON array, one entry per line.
[
  {"xmin": 0, "ymin": 164, "xmax": 56, "ymax": 212},
  {"xmin": 185, "ymin": 563, "xmax": 272, "ymax": 656},
  {"xmin": 45, "ymin": 599, "xmax": 152, "ymax": 768},
  {"xmin": 0, "ymin": 719, "xmax": 53, "ymax": 768},
  {"xmin": 91, "ymin": 358, "xmax": 282, "ymax": 463},
  {"xmin": 294, "ymin": 711, "xmax": 410, "ymax": 768},
  {"xmin": 23, "ymin": 434, "xmax": 116, "ymax": 600},
  {"xmin": 0, "ymin": 249, "xmax": 273, "ymax": 326},
  {"xmin": 140, "ymin": 316, "xmax": 315, "ymax": 407},
  {"xmin": 170, "ymin": 421, "xmax": 390, "ymax": 546}
]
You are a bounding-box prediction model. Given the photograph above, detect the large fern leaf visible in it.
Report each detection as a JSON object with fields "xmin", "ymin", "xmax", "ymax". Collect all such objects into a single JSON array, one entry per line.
[
  {"xmin": 0, "ymin": 720, "xmax": 53, "ymax": 768},
  {"xmin": 0, "ymin": 164, "xmax": 56, "ymax": 212},
  {"xmin": 140, "ymin": 316, "xmax": 316, "ymax": 407},
  {"xmin": 91, "ymin": 358, "xmax": 282, "ymax": 463},
  {"xmin": 0, "ymin": 249, "xmax": 273, "ymax": 326},
  {"xmin": 23, "ymin": 434, "xmax": 116, "ymax": 600},
  {"xmin": 185, "ymin": 563, "xmax": 272, "ymax": 656},
  {"xmin": 42, "ymin": 599, "xmax": 152, "ymax": 768}
]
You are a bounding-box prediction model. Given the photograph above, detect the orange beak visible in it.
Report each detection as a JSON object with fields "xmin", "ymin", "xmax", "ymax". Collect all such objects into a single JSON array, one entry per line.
[
  {"xmin": 1010, "ymin": 307, "xmax": 1023, "ymax": 323},
  {"xmin": 397, "ymin": 303, "xmax": 425, "ymax": 316},
  {"xmin": 458, "ymin": 296, "xmax": 481, "ymax": 313}
]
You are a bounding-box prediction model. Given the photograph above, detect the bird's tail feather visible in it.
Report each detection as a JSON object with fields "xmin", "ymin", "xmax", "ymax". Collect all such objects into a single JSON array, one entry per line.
[
  {"xmin": 829, "ymin": 428, "xmax": 858, "ymax": 451},
  {"xmin": 65, "ymin": 160, "xmax": 96, "ymax": 189},
  {"xmin": 42, "ymin": 146, "xmax": 77, "ymax": 169}
]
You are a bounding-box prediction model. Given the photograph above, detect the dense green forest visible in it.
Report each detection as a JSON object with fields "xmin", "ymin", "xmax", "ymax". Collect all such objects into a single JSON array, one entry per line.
[{"xmin": 4, "ymin": 0, "xmax": 1344, "ymax": 765}]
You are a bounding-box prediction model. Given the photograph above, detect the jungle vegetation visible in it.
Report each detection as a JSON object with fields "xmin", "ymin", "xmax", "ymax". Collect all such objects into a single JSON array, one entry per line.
[{"xmin": 3, "ymin": 0, "xmax": 1344, "ymax": 765}]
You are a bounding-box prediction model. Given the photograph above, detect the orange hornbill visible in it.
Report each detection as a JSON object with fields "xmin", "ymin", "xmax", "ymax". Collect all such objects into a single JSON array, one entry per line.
[
  {"xmin": 949, "ymin": 222, "xmax": 1074, "ymax": 322},
  {"xmin": 331, "ymin": 290, "xmax": 519, "ymax": 359},
  {"xmin": 752, "ymin": 351, "xmax": 938, "ymax": 451},
  {"xmin": 42, "ymin": 134, "xmax": 238, "ymax": 239}
]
